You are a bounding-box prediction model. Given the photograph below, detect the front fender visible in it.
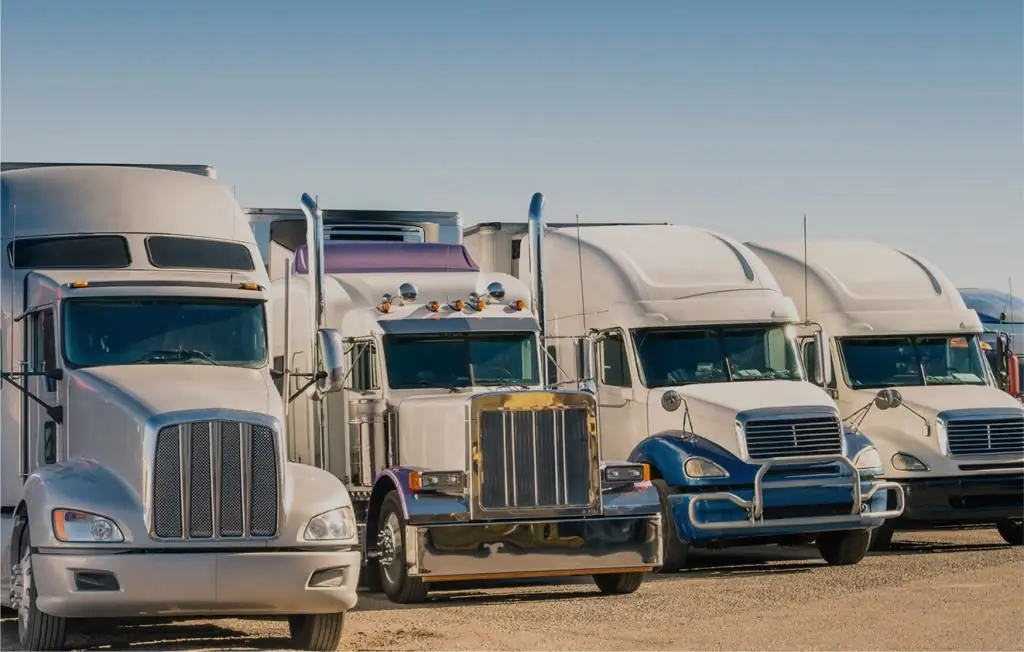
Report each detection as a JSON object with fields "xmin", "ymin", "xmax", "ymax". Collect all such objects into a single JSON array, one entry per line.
[
  {"xmin": 370, "ymin": 468, "xmax": 471, "ymax": 527},
  {"xmin": 628, "ymin": 430, "xmax": 756, "ymax": 487},
  {"xmin": 22, "ymin": 458, "xmax": 143, "ymax": 548},
  {"xmin": 280, "ymin": 462, "xmax": 356, "ymax": 545}
]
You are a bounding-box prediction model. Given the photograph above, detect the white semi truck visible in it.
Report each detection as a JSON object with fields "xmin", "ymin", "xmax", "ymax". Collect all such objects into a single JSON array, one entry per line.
[
  {"xmin": 245, "ymin": 192, "xmax": 663, "ymax": 604},
  {"xmin": 746, "ymin": 238, "xmax": 1024, "ymax": 548},
  {"xmin": 0, "ymin": 163, "xmax": 360, "ymax": 651},
  {"xmin": 463, "ymin": 200, "xmax": 904, "ymax": 572}
]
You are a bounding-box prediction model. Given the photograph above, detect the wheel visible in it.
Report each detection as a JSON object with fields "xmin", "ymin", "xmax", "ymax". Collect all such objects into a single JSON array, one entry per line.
[
  {"xmin": 817, "ymin": 529, "xmax": 871, "ymax": 566},
  {"xmin": 376, "ymin": 492, "xmax": 428, "ymax": 603},
  {"xmin": 996, "ymin": 518, "xmax": 1023, "ymax": 546},
  {"xmin": 11, "ymin": 520, "xmax": 67, "ymax": 651},
  {"xmin": 287, "ymin": 613, "xmax": 344, "ymax": 651},
  {"xmin": 868, "ymin": 521, "xmax": 896, "ymax": 551},
  {"xmin": 593, "ymin": 572, "xmax": 644, "ymax": 595},
  {"xmin": 651, "ymin": 479, "xmax": 689, "ymax": 573}
]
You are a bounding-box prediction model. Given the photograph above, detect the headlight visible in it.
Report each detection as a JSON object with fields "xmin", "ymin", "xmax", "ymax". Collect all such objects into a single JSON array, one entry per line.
[
  {"xmin": 891, "ymin": 452, "xmax": 930, "ymax": 472},
  {"xmin": 304, "ymin": 506, "xmax": 357, "ymax": 541},
  {"xmin": 410, "ymin": 470, "xmax": 466, "ymax": 495},
  {"xmin": 52, "ymin": 509, "xmax": 124, "ymax": 543},
  {"xmin": 853, "ymin": 446, "xmax": 883, "ymax": 471},
  {"xmin": 602, "ymin": 463, "xmax": 650, "ymax": 484},
  {"xmin": 684, "ymin": 457, "xmax": 729, "ymax": 479}
]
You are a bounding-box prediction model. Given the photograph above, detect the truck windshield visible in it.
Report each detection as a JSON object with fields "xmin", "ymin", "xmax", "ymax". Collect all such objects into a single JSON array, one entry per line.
[
  {"xmin": 63, "ymin": 298, "xmax": 267, "ymax": 368},
  {"xmin": 382, "ymin": 332, "xmax": 539, "ymax": 389},
  {"xmin": 632, "ymin": 324, "xmax": 804, "ymax": 388},
  {"xmin": 838, "ymin": 334, "xmax": 989, "ymax": 388}
]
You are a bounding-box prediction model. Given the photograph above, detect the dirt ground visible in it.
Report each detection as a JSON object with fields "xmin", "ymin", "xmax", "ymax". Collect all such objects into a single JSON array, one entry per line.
[{"xmin": 3, "ymin": 527, "xmax": 1023, "ymax": 651}]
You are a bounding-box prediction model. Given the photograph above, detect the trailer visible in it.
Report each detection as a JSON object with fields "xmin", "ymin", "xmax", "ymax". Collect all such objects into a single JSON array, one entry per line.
[
  {"xmin": 1, "ymin": 163, "xmax": 359, "ymax": 650},
  {"xmin": 746, "ymin": 239, "xmax": 1024, "ymax": 548},
  {"xmin": 463, "ymin": 202, "xmax": 904, "ymax": 572},
  {"xmin": 245, "ymin": 192, "xmax": 663, "ymax": 604}
]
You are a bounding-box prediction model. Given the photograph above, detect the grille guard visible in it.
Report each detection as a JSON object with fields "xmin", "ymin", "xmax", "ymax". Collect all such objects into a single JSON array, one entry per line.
[{"xmin": 686, "ymin": 454, "xmax": 906, "ymax": 531}]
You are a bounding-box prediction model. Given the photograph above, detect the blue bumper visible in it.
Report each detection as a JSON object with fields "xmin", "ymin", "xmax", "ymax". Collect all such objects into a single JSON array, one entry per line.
[{"xmin": 671, "ymin": 478, "xmax": 903, "ymax": 543}]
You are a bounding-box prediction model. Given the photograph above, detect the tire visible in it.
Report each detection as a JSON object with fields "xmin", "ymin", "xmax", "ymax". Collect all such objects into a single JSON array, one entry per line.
[
  {"xmin": 12, "ymin": 520, "xmax": 67, "ymax": 651},
  {"xmin": 376, "ymin": 492, "xmax": 428, "ymax": 604},
  {"xmin": 817, "ymin": 529, "xmax": 871, "ymax": 566},
  {"xmin": 287, "ymin": 613, "xmax": 344, "ymax": 651},
  {"xmin": 593, "ymin": 572, "xmax": 644, "ymax": 595},
  {"xmin": 996, "ymin": 518, "xmax": 1024, "ymax": 546},
  {"xmin": 868, "ymin": 521, "xmax": 896, "ymax": 551},
  {"xmin": 651, "ymin": 479, "xmax": 689, "ymax": 573}
]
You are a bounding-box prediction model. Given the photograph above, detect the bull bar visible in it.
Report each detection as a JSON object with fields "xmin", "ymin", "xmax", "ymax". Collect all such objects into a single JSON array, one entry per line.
[{"xmin": 686, "ymin": 454, "xmax": 906, "ymax": 531}]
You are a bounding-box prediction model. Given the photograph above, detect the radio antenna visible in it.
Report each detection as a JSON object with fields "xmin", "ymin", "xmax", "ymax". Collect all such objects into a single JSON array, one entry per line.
[
  {"xmin": 575, "ymin": 213, "xmax": 588, "ymax": 389},
  {"xmin": 802, "ymin": 213, "xmax": 809, "ymax": 320}
]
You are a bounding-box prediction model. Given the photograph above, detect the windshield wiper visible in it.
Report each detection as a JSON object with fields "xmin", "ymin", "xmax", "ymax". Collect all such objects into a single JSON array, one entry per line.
[{"xmin": 140, "ymin": 349, "xmax": 219, "ymax": 365}]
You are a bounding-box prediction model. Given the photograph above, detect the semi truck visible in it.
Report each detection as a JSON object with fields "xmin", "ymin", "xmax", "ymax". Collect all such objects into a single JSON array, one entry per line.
[
  {"xmin": 959, "ymin": 287, "xmax": 1022, "ymax": 400},
  {"xmin": 746, "ymin": 239, "xmax": 1024, "ymax": 549},
  {"xmin": 0, "ymin": 163, "xmax": 360, "ymax": 651},
  {"xmin": 463, "ymin": 201, "xmax": 904, "ymax": 572},
  {"xmin": 244, "ymin": 192, "xmax": 663, "ymax": 604}
]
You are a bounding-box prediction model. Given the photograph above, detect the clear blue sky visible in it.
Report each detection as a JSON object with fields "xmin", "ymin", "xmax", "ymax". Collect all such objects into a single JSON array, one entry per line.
[{"xmin": 2, "ymin": 0, "xmax": 1021, "ymax": 290}]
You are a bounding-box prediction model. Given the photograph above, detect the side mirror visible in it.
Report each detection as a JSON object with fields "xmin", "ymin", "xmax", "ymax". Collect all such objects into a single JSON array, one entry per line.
[
  {"xmin": 317, "ymin": 328, "xmax": 345, "ymax": 394},
  {"xmin": 873, "ymin": 388, "xmax": 904, "ymax": 410}
]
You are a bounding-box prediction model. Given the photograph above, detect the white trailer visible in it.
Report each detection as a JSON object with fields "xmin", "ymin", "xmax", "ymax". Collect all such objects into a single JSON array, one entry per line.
[
  {"xmin": 246, "ymin": 192, "xmax": 663, "ymax": 604},
  {"xmin": 746, "ymin": 238, "xmax": 1024, "ymax": 548},
  {"xmin": 1, "ymin": 163, "xmax": 359, "ymax": 650},
  {"xmin": 464, "ymin": 205, "xmax": 903, "ymax": 572}
]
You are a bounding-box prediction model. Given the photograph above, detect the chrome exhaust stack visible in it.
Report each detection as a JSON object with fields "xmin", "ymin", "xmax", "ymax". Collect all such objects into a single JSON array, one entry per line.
[
  {"xmin": 300, "ymin": 192, "xmax": 327, "ymax": 333},
  {"xmin": 528, "ymin": 192, "xmax": 548, "ymax": 384}
]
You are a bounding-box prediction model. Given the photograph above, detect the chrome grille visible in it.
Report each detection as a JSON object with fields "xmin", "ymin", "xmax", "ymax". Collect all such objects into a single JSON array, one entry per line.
[
  {"xmin": 743, "ymin": 414, "xmax": 843, "ymax": 459},
  {"xmin": 152, "ymin": 420, "xmax": 279, "ymax": 540},
  {"xmin": 946, "ymin": 415, "xmax": 1024, "ymax": 457},
  {"xmin": 478, "ymin": 407, "xmax": 593, "ymax": 510}
]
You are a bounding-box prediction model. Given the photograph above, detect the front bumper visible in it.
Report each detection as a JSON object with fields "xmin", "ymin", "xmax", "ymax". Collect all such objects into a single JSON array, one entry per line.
[
  {"xmin": 403, "ymin": 515, "xmax": 662, "ymax": 582},
  {"xmin": 32, "ymin": 548, "xmax": 361, "ymax": 619},
  {"xmin": 674, "ymin": 455, "xmax": 905, "ymax": 543},
  {"xmin": 894, "ymin": 473, "xmax": 1024, "ymax": 526}
]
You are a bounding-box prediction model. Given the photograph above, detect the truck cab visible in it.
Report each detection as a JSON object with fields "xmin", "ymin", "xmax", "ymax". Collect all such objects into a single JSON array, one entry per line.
[
  {"xmin": 1, "ymin": 164, "xmax": 359, "ymax": 651},
  {"xmin": 247, "ymin": 192, "xmax": 663, "ymax": 604},
  {"xmin": 959, "ymin": 287, "xmax": 1023, "ymax": 400},
  {"xmin": 747, "ymin": 239, "xmax": 1024, "ymax": 549},
  {"xmin": 465, "ymin": 205, "xmax": 903, "ymax": 572}
]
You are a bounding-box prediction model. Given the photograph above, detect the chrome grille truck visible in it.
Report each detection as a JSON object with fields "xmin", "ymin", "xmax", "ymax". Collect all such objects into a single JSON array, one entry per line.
[
  {"xmin": 246, "ymin": 191, "xmax": 663, "ymax": 604},
  {"xmin": 0, "ymin": 163, "xmax": 359, "ymax": 651}
]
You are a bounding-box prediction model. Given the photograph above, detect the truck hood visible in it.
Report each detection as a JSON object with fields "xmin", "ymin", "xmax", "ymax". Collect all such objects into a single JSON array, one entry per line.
[
  {"xmin": 647, "ymin": 381, "xmax": 839, "ymax": 458},
  {"xmin": 847, "ymin": 385, "xmax": 1024, "ymax": 418},
  {"xmin": 393, "ymin": 392, "xmax": 472, "ymax": 471},
  {"xmin": 65, "ymin": 365, "xmax": 277, "ymax": 501}
]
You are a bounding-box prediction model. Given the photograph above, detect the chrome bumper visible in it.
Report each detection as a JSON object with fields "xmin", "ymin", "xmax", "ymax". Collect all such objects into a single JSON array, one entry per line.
[
  {"xmin": 687, "ymin": 455, "xmax": 906, "ymax": 531},
  {"xmin": 404, "ymin": 514, "xmax": 662, "ymax": 582},
  {"xmin": 31, "ymin": 548, "xmax": 361, "ymax": 619}
]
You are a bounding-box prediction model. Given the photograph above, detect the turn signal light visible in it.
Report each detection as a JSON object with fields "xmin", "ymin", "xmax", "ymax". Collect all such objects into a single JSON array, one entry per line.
[
  {"xmin": 68, "ymin": 281, "xmax": 89, "ymax": 288},
  {"xmin": 238, "ymin": 282, "xmax": 261, "ymax": 290}
]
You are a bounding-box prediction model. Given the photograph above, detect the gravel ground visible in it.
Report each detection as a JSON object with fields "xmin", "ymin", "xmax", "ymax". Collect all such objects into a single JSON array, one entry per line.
[{"xmin": 3, "ymin": 528, "xmax": 1023, "ymax": 651}]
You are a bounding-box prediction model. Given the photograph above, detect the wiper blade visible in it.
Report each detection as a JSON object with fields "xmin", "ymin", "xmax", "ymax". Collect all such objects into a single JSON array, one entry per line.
[{"xmin": 140, "ymin": 349, "xmax": 218, "ymax": 365}]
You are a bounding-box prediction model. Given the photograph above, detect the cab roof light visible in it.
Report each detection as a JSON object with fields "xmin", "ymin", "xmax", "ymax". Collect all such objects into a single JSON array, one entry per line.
[
  {"xmin": 469, "ymin": 292, "xmax": 488, "ymax": 311},
  {"xmin": 67, "ymin": 281, "xmax": 89, "ymax": 288},
  {"xmin": 511, "ymin": 299, "xmax": 527, "ymax": 311},
  {"xmin": 451, "ymin": 299, "xmax": 465, "ymax": 311},
  {"xmin": 380, "ymin": 293, "xmax": 394, "ymax": 313},
  {"xmin": 427, "ymin": 301, "xmax": 441, "ymax": 312},
  {"xmin": 238, "ymin": 282, "xmax": 262, "ymax": 291}
]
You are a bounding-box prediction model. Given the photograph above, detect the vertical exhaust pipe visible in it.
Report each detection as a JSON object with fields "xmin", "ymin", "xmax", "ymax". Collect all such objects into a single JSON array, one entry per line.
[
  {"xmin": 528, "ymin": 192, "xmax": 548, "ymax": 385},
  {"xmin": 299, "ymin": 192, "xmax": 329, "ymax": 468}
]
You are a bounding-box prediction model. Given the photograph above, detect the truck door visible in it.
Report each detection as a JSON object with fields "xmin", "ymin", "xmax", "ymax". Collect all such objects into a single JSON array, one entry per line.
[
  {"xmin": 595, "ymin": 328, "xmax": 644, "ymax": 460},
  {"xmin": 23, "ymin": 307, "xmax": 61, "ymax": 471}
]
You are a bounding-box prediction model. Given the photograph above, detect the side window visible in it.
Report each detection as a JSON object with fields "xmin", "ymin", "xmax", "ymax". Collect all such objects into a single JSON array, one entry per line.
[
  {"xmin": 545, "ymin": 345, "xmax": 558, "ymax": 386},
  {"xmin": 600, "ymin": 330, "xmax": 631, "ymax": 387},
  {"xmin": 575, "ymin": 337, "xmax": 591, "ymax": 381},
  {"xmin": 34, "ymin": 309, "xmax": 57, "ymax": 392},
  {"xmin": 801, "ymin": 339, "xmax": 819, "ymax": 383},
  {"xmin": 351, "ymin": 341, "xmax": 379, "ymax": 392}
]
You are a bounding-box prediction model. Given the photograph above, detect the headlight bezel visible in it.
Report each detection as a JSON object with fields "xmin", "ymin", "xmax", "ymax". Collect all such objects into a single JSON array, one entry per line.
[
  {"xmin": 891, "ymin": 452, "xmax": 930, "ymax": 472},
  {"xmin": 602, "ymin": 463, "xmax": 650, "ymax": 485},
  {"xmin": 852, "ymin": 446, "xmax": 884, "ymax": 472},
  {"xmin": 52, "ymin": 508, "xmax": 125, "ymax": 543},
  {"xmin": 683, "ymin": 456, "xmax": 730, "ymax": 479},
  {"xmin": 303, "ymin": 505, "xmax": 358, "ymax": 542},
  {"xmin": 409, "ymin": 470, "xmax": 467, "ymax": 495}
]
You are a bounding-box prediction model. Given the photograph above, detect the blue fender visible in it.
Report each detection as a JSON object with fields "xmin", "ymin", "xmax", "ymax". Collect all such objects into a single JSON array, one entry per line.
[{"xmin": 628, "ymin": 430, "xmax": 759, "ymax": 487}]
